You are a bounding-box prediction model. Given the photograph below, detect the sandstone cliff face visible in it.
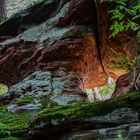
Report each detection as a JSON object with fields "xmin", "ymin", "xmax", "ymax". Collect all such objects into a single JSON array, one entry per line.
[
  {"xmin": 0, "ymin": 0, "xmax": 136, "ymax": 89},
  {"xmin": 0, "ymin": 0, "xmax": 137, "ymax": 108},
  {"xmin": 0, "ymin": 0, "xmax": 139, "ymax": 139},
  {"xmin": 98, "ymin": 3, "xmax": 136, "ymax": 78}
]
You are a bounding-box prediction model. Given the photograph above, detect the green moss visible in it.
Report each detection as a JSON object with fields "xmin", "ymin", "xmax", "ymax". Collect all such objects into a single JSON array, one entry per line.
[
  {"xmin": 0, "ymin": 91, "xmax": 140, "ymax": 138},
  {"xmin": 39, "ymin": 94, "xmax": 59, "ymax": 108},
  {"xmin": 30, "ymin": 91, "xmax": 140, "ymax": 127},
  {"xmin": 14, "ymin": 96, "xmax": 35, "ymax": 105},
  {"xmin": 39, "ymin": 95, "xmax": 50, "ymax": 108},
  {"xmin": 112, "ymin": 56, "xmax": 133, "ymax": 72},
  {"xmin": 0, "ymin": 123, "xmax": 10, "ymax": 137},
  {"xmin": 0, "ymin": 105, "xmax": 34, "ymax": 138},
  {"xmin": 0, "ymin": 137, "xmax": 26, "ymax": 140},
  {"xmin": 0, "ymin": 84, "xmax": 8, "ymax": 95},
  {"xmin": 99, "ymin": 83, "xmax": 115, "ymax": 95}
]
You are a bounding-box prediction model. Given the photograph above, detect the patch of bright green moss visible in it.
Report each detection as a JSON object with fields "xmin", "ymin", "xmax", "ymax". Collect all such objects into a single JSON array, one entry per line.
[
  {"xmin": 99, "ymin": 83, "xmax": 115, "ymax": 95},
  {"xmin": 14, "ymin": 96, "xmax": 35, "ymax": 105},
  {"xmin": 0, "ymin": 137, "xmax": 26, "ymax": 140},
  {"xmin": 0, "ymin": 91, "xmax": 140, "ymax": 138},
  {"xmin": 112, "ymin": 56, "xmax": 133, "ymax": 72},
  {"xmin": 0, "ymin": 105, "xmax": 35, "ymax": 138},
  {"xmin": 0, "ymin": 123, "xmax": 10, "ymax": 137},
  {"xmin": 0, "ymin": 84, "xmax": 8, "ymax": 95},
  {"xmin": 30, "ymin": 91, "xmax": 140, "ymax": 127}
]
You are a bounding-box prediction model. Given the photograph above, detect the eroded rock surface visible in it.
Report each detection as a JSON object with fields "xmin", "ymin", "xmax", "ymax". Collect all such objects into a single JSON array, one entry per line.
[
  {"xmin": 29, "ymin": 94, "xmax": 140, "ymax": 140},
  {"xmin": 113, "ymin": 65, "xmax": 140, "ymax": 97},
  {"xmin": 0, "ymin": 0, "xmax": 136, "ymax": 89},
  {"xmin": 0, "ymin": 0, "xmax": 139, "ymax": 140},
  {"xmin": 62, "ymin": 122, "xmax": 140, "ymax": 140},
  {"xmin": 0, "ymin": 71, "xmax": 86, "ymax": 113}
]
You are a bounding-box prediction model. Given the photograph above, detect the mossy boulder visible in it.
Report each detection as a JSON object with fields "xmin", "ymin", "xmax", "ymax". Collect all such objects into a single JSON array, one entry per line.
[
  {"xmin": 30, "ymin": 91, "xmax": 140, "ymax": 128},
  {"xmin": 0, "ymin": 91, "xmax": 140, "ymax": 139}
]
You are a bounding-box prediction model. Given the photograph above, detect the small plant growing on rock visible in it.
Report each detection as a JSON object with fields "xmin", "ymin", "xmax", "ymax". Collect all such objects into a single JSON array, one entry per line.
[
  {"xmin": 99, "ymin": 0, "xmax": 140, "ymax": 37},
  {"xmin": 112, "ymin": 56, "xmax": 133, "ymax": 72},
  {"xmin": 117, "ymin": 133, "xmax": 123, "ymax": 140},
  {"xmin": 0, "ymin": 84, "xmax": 8, "ymax": 94}
]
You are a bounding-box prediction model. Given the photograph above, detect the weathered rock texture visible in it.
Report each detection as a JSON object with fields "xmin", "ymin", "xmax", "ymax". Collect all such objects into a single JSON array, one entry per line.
[
  {"xmin": 6, "ymin": 0, "xmax": 34, "ymax": 17},
  {"xmin": 1, "ymin": 71, "xmax": 86, "ymax": 113},
  {"xmin": 28, "ymin": 92, "xmax": 140, "ymax": 140},
  {"xmin": 0, "ymin": 0, "xmax": 139, "ymax": 139},
  {"xmin": 0, "ymin": 0, "xmax": 136, "ymax": 89},
  {"xmin": 113, "ymin": 65, "xmax": 140, "ymax": 97},
  {"xmin": 0, "ymin": 0, "xmax": 104, "ymax": 89},
  {"xmin": 98, "ymin": 3, "xmax": 136, "ymax": 79}
]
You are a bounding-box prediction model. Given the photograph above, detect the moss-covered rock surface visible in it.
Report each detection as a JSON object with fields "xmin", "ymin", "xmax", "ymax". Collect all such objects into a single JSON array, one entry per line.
[{"xmin": 0, "ymin": 91, "xmax": 140, "ymax": 139}]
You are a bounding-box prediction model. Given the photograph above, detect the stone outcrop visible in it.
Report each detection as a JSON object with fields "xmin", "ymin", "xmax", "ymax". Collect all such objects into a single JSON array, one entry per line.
[
  {"xmin": 1, "ymin": 71, "xmax": 86, "ymax": 113},
  {"xmin": 0, "ymin": 0, "xmax": 136, "ymax": 89},
  {"xmin": 6, "ymin": 0, "xmax": 34, "ymax": 17},
  {"xmin": 98, "ymin": 3, "xmax": 136, "ymax": 79},
  {"xmin": 64, "ymin": 122, "xmax": 140, "ymax": 140},
  {"xmin": 0, "ymin": 0, "xmax": 139, "ymax": 140},
  {"xmin": 27, "ymin": 92, "xmax": 140, "ymax": 140},
  {"xmin": 0, "ymin": 0, "xmax": 104, "ymax": 89},
  {"xmin": 113, "ymin": 65, "xmax": 140, "ymax": 97},
  {"xmin": 0, "ymin": 90, "xmax": 140, "ymax": 140}
]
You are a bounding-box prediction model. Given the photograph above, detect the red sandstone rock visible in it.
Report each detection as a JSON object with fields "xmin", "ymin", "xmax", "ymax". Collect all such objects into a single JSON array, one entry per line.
[
  {"xmin": 0, "ymin": 0, "xmax": 137, "ymax": 98},
  {"xmin": 113, "ymin": 65, "xmax": 140, "ymax": 97}
]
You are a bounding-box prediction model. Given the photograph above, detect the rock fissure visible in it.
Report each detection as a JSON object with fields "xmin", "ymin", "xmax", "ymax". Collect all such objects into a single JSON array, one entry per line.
[{"xmin": 93, "ymin": 0, "xmax": 109, "ymax": 79}]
